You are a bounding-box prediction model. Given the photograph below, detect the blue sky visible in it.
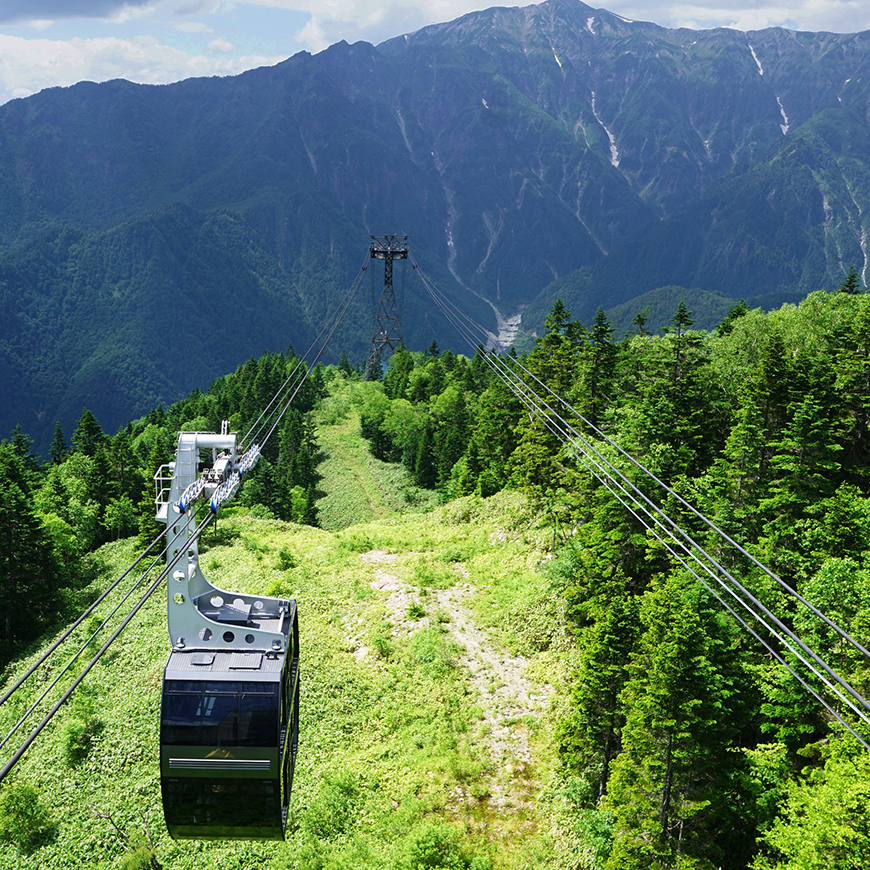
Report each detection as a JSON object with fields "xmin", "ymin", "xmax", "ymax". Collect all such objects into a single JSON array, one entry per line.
[{"xmin": 1, "ymin": 0, "xmax": 869, "ymax": 106}]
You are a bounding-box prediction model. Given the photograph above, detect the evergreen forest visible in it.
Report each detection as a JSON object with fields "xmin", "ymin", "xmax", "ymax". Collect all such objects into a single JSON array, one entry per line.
[{"xmin": 2, "ymin": 285, "xmax": 870, "ymax": 869}]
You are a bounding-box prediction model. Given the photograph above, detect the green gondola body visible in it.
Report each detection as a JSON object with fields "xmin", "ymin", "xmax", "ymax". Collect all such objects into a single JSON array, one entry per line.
[{"xmin": 160, "ymin": 603, "xmax": 299, "ymax": 840}]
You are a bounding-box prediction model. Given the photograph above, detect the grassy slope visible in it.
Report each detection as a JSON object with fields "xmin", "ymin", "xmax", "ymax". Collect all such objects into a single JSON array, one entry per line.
[
  {"xmin": 315, "ymin": 409, "xmax": 438, "ymax": 530},
  {"xmin": 0, "ymin": 411, "xmax": 577, "ymax": 869},
  {"xmin": 314, "ymin": 377, "xmax": 441, "ymax": 532}
]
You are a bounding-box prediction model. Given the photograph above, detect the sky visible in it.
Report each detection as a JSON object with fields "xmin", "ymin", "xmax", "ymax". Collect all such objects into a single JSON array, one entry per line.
[{"xmin": 1, "ymin": 0, "xmax": 869, "ymax": 107}]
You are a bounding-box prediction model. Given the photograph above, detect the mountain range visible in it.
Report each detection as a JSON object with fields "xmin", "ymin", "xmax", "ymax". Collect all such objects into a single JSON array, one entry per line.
[{"xmin": 3, "ymin": 0, "xmax": 870, "ymax": 449}]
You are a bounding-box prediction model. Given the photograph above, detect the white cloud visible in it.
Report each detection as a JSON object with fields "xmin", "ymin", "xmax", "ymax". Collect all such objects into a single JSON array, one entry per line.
[
  {"xmin": 0, "ymin": 32, "xmax": 280, "ymax": 104},
  {"xmin": 2, "ymin": 0, "xmax": 870, "ymax": 108},
  {"xmin": 602, "ymin": 0, "xmax": 870, "ymax": 33},
  {"xmin": 173, "ymin": 20, "xmax": 212, "ymax": 32},
  {"xmin": 109, "ymin": 0, "xmax": 224, "ymax": 23},
  {"xmin": 243, "ymin": 0, "xmax": 870, "ymax": 51}
]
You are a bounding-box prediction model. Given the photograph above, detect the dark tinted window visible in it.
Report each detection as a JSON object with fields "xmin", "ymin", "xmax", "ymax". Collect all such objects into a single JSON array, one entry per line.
[
  {"xmin": 162, "ymin": 681, "xmax": 279, "ymax": 746},
  {"xmin": 162, "ymin": 692, "xmax": 203, "ymax": 745},
  {"xmin": 163, "ymin": 777, "xmax": 280, "ymax": 828},
  {"xmin": 240, "ymin": 691, "xmax": 279, "ymax": 745},
  {"xmin": 200, "ymin": 692, "xmax": 239, "ymax": 745}
]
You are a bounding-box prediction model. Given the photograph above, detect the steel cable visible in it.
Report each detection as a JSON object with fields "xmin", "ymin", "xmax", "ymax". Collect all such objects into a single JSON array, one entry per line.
[
  {"xmin": 0, "ymin": 512, "xmax": 214, "ymax": 785},
  {"xmin": 0, "ymin": 523, "xmax": 170, "ymax": 710},
  {"xmin": 482, "ymin": 348, "xmax": 870, "ymax": 732},
  {"xmin": 0, "ymin": 514, "xmax": 199, "ymax": 753},
  {"xmin": 414, "ymin": 257, "xmax": 870, "ymax": 740}
]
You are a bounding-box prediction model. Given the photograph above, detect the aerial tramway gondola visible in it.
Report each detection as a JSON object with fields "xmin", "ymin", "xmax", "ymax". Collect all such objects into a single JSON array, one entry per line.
[{"xmin": 155, "ymin": 428, "xmax": 300, "ymax": 839}]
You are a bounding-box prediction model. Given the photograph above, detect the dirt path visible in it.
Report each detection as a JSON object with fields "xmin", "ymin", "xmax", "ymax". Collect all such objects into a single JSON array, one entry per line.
[{"xmin": 359, "ymin": 550, "xmax": 551, "ymax": 812}]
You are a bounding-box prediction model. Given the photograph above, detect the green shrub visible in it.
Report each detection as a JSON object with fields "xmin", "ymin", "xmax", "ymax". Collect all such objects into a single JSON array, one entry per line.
[
  {"xmin": 408, "ymin": 629, "xmax": 455, "ymax": 678},
  {"xmin": 402, "ymin": 820, "xmax": 490, "ymax": 870},
  {"xmin": 411, "ymin": 558, "xmax": 455, "ymax": 589},
  {"xmin": 118, "ymin": 841, "xmax": 161, "ymax": 870},
  {"xmin": 248, "ymin": 503, "xmax": 276, "ymax": 520},
  {"xmin": 303, "ymin": 771, "xmax": 361, "ymax": 839},
  {"xmin": 438, "ymin": 546, "xmax": 466, "ymax": 563},
  {"xmin": 61, "ymin": 716, "xmax": 104, "ymax": 766},
  {"xmin": 407, "ymin": 602, "xmax": 426, "ymax": 620},
  {"xmin": 0, "ymin": 780, "xmax": 56, "ymax": 853},
  {"xmin": 341, "ymin": 532, "xmax": 374, "ymax": 552},
  {"xmin": 277, "ymin": 547, "xmax": 297, "ymax": 570},
  {"xmin": 242, "ymin": 536, "xmax": 267, "ymax": 553},
  {"xmin": 373, "ymin": 622, "xmax": 394, "ymax": 659},
  {"xmin": 504, "ymin": 592, "xmax": 569, "ymax": 655}
]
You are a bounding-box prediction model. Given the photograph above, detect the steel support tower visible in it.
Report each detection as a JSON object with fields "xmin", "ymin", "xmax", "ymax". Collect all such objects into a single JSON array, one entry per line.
[{"xmin": 366, "ymin": 234, "xmax": 409, "ymax": 376}]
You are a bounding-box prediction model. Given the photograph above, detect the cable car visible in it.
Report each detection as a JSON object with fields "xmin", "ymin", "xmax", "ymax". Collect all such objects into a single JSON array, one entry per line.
[
  {"xmin": 156, "ymin": 430, "xmax": 300, "ymax": 840},
  {"xmin": 160, "ymin": 602, "xmax": 299, "ymax": 839}
]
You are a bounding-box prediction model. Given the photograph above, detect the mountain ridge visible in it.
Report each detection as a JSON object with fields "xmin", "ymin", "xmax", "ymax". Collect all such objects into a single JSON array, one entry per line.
[{"xmin": 5, "ymin": 0, "xmax": 870, "ymax": 448}]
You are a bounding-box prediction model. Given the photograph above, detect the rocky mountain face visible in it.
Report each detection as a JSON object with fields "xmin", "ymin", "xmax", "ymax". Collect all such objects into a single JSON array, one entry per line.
[
  {"xmin": 3, "ymin": 0, "xmax": 870, "ymax": 447},
  {"xmin": 385, "ymin": 1, "xmax": 870, "ymax": 319}
]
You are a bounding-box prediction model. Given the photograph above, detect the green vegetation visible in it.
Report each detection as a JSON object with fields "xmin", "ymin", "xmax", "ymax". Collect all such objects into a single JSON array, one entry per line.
[
  {"xmin": 314, "ymin": 376, "xmax": 440, "ymax": 530},
  {"xmin": 5, "ymin": 288, "xmax": 870, "ymax": 867},
  {"xmin": 0, "ymin": 495, "xmax": 560, "ymax": 869},
  {"xmin": 342, "ymin": 291, "xmax": 870, "ymax": 868},
  {"xmin": 0, "ymin": 781, "xmax": 56, "ymax": 855}
]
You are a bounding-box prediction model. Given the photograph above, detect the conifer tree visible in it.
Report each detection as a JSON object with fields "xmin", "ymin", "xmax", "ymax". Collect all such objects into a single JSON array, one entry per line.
[
  {"xmin": 431, "ymin": 386, "xmax": 469, "ymax": 487},
  {"xmin": 511, "ymin": 299, "xmax": 584, "ymax": 505},
  {"xmin": 462, "ymin": 377, "xmax": 521, "ymax": 496},
  {"xmin": 384, "ymin": 344, "xmax": 414, "ymax": 400},
  {"xmin": 615, "ymin": 305, "xmax": 719, "ymax": 481},
  {"xmin": 109, "ymin": 430, "xmax": 140, "ymax": 503},
  {"xmin": 0, "ymin": 444, "xmax": 61, "ymax": 661},
  {"xmin": 338, "ymin": 350, "xmax": 354, "ymax": 377},
  {"xmin": 838, "ymin": 265, "xmax": 862, "ymax": 294},
  {"xmin": 716, "ymin": 300, "xmax": 749, "ymax": 336},
  {"xmin": 242, "ymin": 458, "xmax": 284, "ymax": 519},
  {"xmin": 670, "ymin": 300, "xmax": 694, "ymax": 336},
  {"xmin": 9, "ymin": 425, "xmax": 41, "ymax": 488},
  {"xmin": 364, "ymin": 351, "xmax": 384, "ymax": 382},
  {"xmin": 559, "ymin": 581, "xmax": 639, "ymax": 798},
  {"xmin": 584, "ymin": 307, "xmax": 616, "ymax": 426},
  {"xmin": 605, "ymin": 572, "xmax": 747, "ymax": 869},
  {"xmin": 71, "ymin": 409, "xmax": 106, "ymax": 457},
  {"xmin": 632, "ymin": 307, "xmax": 649, "ymax": 335},
  {"xmin": 470, "ymin": 344, "xmax": 491, "ymax": 392},
  {"xmin": 49, "ymin": 421, "xmax": 67, "ymax": 466},
  {"xmin": 414, "ymin": 422, "xmax": 437, "ymax": 489},
  {"xmin": 833, "ymin": 297, "xmax": 870, "ymax": 473}
]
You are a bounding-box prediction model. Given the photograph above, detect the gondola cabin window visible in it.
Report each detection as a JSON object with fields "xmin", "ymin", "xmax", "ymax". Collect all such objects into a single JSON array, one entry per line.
[{"xmin": 162, "ymin": 681, "xmax": 280, "ymax": 746}]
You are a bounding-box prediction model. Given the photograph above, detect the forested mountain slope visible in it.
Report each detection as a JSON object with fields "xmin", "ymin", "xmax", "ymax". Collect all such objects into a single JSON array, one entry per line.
[
  {"xmin": 7, "ymin": 0, "xmax": 870, "ymax": 448},
  {"xmin": 4, "ymin": 289, "xmax": 870, "ymax": 866}
]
